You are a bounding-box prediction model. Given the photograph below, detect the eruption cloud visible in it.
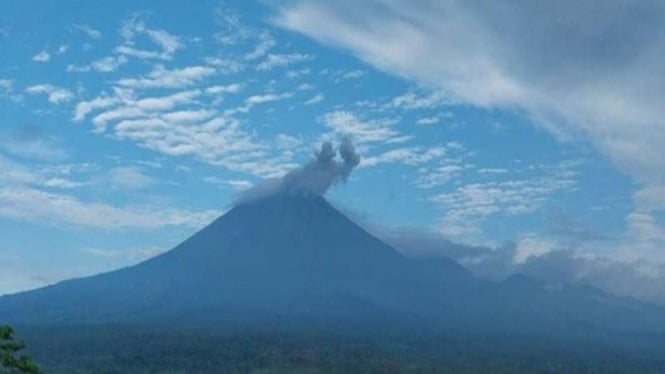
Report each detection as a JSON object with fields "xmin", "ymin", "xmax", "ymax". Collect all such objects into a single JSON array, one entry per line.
[{"xmin": 237, "ymin": 137, "xmax": 360, "ymax": 204}]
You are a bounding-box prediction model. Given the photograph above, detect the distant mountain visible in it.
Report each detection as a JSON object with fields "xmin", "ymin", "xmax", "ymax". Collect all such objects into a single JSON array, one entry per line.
[{"xmin": 1, "ymin": 195, "xmax": 663, "ymax": 337}]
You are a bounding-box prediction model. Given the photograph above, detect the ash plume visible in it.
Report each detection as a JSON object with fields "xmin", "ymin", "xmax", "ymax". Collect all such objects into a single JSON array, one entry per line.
[{"xmin": 237, "ymin": 137, "xmax": 360, "ymax": 204}]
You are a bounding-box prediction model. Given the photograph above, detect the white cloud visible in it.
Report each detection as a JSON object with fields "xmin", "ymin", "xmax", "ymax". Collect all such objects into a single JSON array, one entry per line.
[
  {"xmin": 0, "ymin": 186, "xmax": 218, "ymax": 229},
  {"xmin": 204, "ymin": 57, "xmax": 245, "ymax": 74},
  {"xmin": 107, "ymin": 166, "xmax": 156, "ymax": 190},
  {"xmin": 74, "ymin": 24, "xmax": 102, "ymax": 39},
  {"xmin": 397, "ymin": 231, "xmax": 665, "ymax": 305},
  {"xmin": 25, "ymin": 84, "xmax": 74, "ymax": 104},
  {"xmin": 82, "ymin": 246, "xmax": 166, "ymax": 262},
  {"xmin": 0, "ymin": 154, "xmax": 91, "ymax": 192},
  {"xmin": 478, "ymin": 168, "xmax": 508, "ymax": 175},
  {"xmin": 214, "ymin": 7, "xmax": 251, "ymax": 46},
  {"xmin": 432, "ymin": 170, "xmax": 577, "ymax": 239},
  {"xmin": 245, "ymin": 93, "xmax": 289, "ymax": 106},
  {"xmin": 91, "ymin": 107, "xmax": 146, "ymax": 132},
  {"xmin": 339, "ymin": 69, "xmax": 365, "ymax": 80},
  {"xmin": 136, "ymin": 90, "xmax": 201, "ymax": 111},
  {"xmin": 144, "ymin": 28, "xmax": 181, "ymax": 56},
  {"xmin": 390, "ymin": 91, "xmax": 450, "ymax": 110},
  {"xmin": 161, "ymin": 109, "xmax": 216, "ymax": 124},
  {"xmin": 82, "ymin": 89, "xmax": 202, "ymax": 130},
  {"xmin": 285, "ymin": 68, "xmax": 311, "ymax": 79},
  {"xmin": 634, "ymin": 185, "xmax": 665, "ymax": 213},
  {"xmin": 322, "ymin": 110, "xmax": 399, "ymax": 145},
  {"xmin": 114, "ymin": 45, "xmax": 163, "ymax": 60},
  {"xmin": 0, "ymin": 137, "xmax": 68, "ymax": 162},
  {"xmin": 116, "ymin": 65, "xmax": 215, "ymax": 89},
  {"xmin": 205, "ymin": 83, "xmax": 242, "ymax": 95},
  {"xmin": 513, "ymin": 235, "xmax": 557, "ymax": 264},
  {"xmin": 72, "ymin": 77, "xmax": 295, "ymax": 178},
  {"xmin": 225, "ymin": 179, "xmax": 253, "ymax": 190},
  {"xmin": 117, "ymin": 17, "xmax": 182, "ymax": 60},
  {"xmin": 277, "ymin": 0, "xmax": 665, "ymax": 255},
  {"xmin": 0, "ymin": 79, "xmax": 12, "ymax": 94},
  {"xmin": 415, "ymin": 117, "xmax": 440, "ymax": 126},
  {"xmin": 67, "ymin": 55, "xmax": 128, "ymax": 73},
  {"xmin": 362, "ymin": 146, "xmax": 446, "ymax": 168},
  {"xmin": 112, "ymin": 116, "xmax": 294, "ymax": 178},
  {"xmin": 274, "ymin": 134, "xmax": 303, "ymax": 151},
  {"xmin": 228, "ymin": 92, "xmax": 293, "ymax": 114},
  {"xmin": 416, "ymin": 164, "xmax": 466, "ymax": 189},
  {"xmin": 203, "ymin": 177, "xmax": 253, "ymax": 191},
  {"xmin": 297, "ymin": 83, "xmax": 314, "ymax": 91},
  {"xmin": 0, "ymin": 79, "xmax": 19, "ymax": 102},
  {"xmin": 256, "ymin": 53, "xmax": 312, "ymax": 71},
  {"xmin": 73, "ymin": 95, "xmax": 119, "ymax": 121},
  {"xmin": 276, "ymin": 0, "xmax": 665, "ymax": 191},
  {"xmin": 409, "ymin": 143, "xmax": 469, "ymax": 188},
  {"xmin": 385, "ymin": 135, "xmax": 414, "ymax": 144},
  {"xmin": 81, "ymin": 87, "xmax": 201, "ymax": 132},
  {"xmin": 304, "ymin": 93, "xmax": 324, "ymax": 105},
  {"xmin": 1, "ymin": 157, "xmax": 189, "ymax": 230},
  {"xmin": 244, "ymin": 31, "xmax": 276, "ymax": 60},
  {"xmin": 32, "ymin": 50, "xmax": 50, "ymax": 62},
  {"xmin": 41, "ymin": 178, "xmax": 85, "ymax": 189},
  {"xmin": 0, "ymin": 144, "xmax": 116, "ymax": 193},
  {"xmin": 0, "ymin": 156, "xmax": 41, "ymax": 186},
  {"xmin": 330, "ymin": 69, "xmax": 366, "ymax": 83}
]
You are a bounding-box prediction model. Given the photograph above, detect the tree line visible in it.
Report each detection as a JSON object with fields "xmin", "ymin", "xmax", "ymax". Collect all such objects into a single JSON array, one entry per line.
[{"xmin": 0, "ymin": 325, "xmax": 40, "ymax": 374}]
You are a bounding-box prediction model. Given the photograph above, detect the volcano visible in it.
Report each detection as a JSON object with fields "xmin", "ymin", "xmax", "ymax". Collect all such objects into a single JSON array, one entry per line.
[
  {"xmin": 0, "ymin": 195, "xmax": 469, "ymax": 327},
  {"xmin": 1, "ymin": 194, "xmax": 664, "ymax": 336}
]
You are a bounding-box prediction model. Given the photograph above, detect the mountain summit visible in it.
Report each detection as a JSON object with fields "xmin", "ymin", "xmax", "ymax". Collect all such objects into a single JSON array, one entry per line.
[{"xmin": 1, "ymin": 194, "xmax": 664, "ymax": 336}]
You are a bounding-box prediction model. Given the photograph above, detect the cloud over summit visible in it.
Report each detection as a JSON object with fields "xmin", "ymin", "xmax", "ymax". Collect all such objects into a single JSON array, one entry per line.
[{"xmin": 237, "ymin": 137, "xmax": 360, "ymax": 203}]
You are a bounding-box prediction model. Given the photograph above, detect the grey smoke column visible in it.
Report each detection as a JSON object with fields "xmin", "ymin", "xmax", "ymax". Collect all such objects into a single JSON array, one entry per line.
[
  {"xmin": 338, "ymin": 137, "xmax": 361, "ymax": 180},
  {"xmin": 237, "ymin": 137, "xmax": 360, "ymax": 203},
  {"xmin": 284, "ymin": 137, "xmax": 360, "ymax": 196}
]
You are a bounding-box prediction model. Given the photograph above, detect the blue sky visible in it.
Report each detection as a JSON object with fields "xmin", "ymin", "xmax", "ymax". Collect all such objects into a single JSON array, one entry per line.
[{"xmin": 1, "ymin": 0, "xmax": 664, "ymax": 302}]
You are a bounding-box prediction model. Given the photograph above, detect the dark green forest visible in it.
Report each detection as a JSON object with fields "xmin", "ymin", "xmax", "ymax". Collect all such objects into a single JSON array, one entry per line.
[
  {"xmin": 8, "ymin": 326, "xmax": 665, "ymax": 373},
  {"xmin": 1, "ymin": 326, "xmax": 40, "ymax": 374}
]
